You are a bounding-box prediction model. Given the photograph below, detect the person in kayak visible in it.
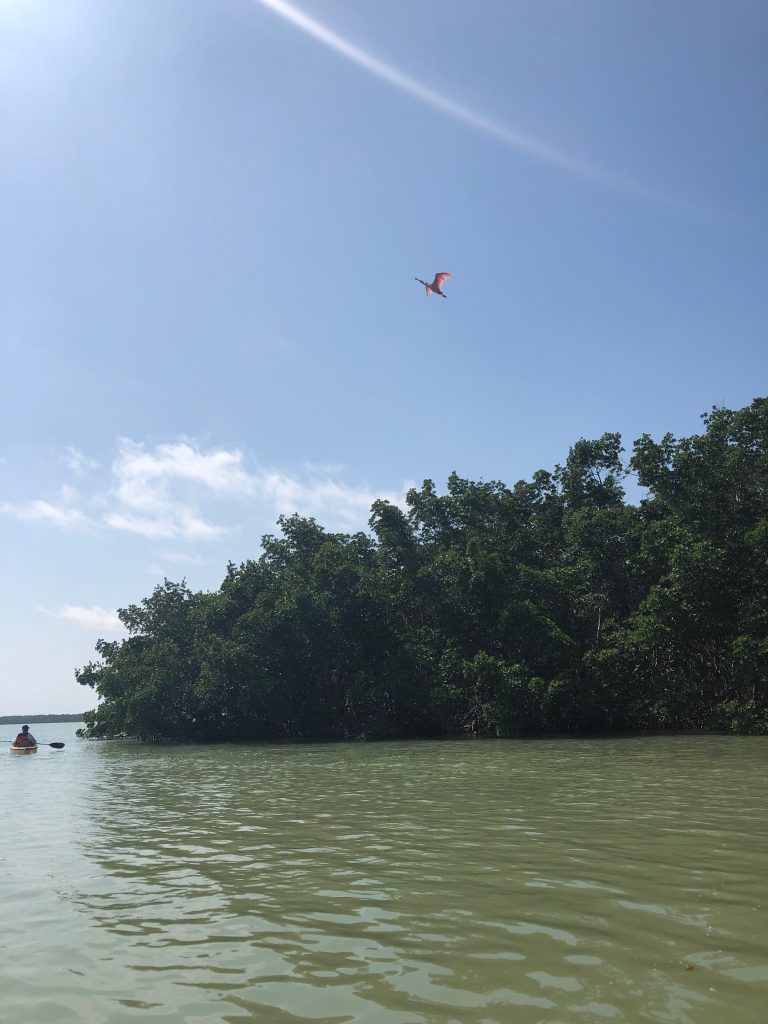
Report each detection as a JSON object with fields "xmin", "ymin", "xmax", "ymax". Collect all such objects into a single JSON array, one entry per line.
[{"xmin": 13, "ymin": 725, "xmax": 37, "ymax": 747}]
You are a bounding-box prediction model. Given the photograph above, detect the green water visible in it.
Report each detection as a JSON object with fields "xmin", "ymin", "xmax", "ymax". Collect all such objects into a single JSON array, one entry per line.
[{"xmin": 2, "ymin": 726, "xmax": 766, "ymax": 1023}]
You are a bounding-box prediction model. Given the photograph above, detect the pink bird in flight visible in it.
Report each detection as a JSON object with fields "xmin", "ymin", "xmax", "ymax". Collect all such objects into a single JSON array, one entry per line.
[{"xmin": 415, "ymin": 272, "xmax": 452, "ymax": 298}]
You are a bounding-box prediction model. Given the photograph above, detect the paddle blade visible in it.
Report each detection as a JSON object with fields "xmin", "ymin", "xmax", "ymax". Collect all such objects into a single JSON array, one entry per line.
[{"xmin": 49, "ymin": 742, "xmax": 65, "ymax": 749}]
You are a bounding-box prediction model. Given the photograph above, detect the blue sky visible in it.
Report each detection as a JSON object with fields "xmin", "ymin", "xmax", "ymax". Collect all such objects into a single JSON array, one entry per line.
[{"xmin": 2, "ymin": 0, "xmax": 766, "ymax": 713}]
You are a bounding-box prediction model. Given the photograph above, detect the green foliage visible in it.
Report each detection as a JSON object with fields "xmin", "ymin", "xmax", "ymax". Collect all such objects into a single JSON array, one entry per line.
[{"xmin": 78, "ymin": 399, "xmax": 768, "ymax": 740}]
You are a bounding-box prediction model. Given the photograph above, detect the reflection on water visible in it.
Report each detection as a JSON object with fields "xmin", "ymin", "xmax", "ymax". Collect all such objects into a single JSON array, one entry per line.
[{"xmin": 2, "ymin": 730, "xmax": 767, "ymax": 1023}]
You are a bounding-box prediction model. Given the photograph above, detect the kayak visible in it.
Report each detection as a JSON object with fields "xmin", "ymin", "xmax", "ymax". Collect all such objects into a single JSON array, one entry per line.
[{"xmin": 10, "ymin": 745, "xmax": 38, "ymax": 754}]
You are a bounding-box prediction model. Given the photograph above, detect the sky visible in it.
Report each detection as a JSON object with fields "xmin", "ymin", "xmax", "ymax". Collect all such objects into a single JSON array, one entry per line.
[{"xmin": 1, "ymin": 0, "xmax": 766, "ymax": 713}]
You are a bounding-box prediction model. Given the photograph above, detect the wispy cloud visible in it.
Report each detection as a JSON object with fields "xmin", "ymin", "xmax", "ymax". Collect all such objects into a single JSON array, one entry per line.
[
  {"xmin": 101, "ymin": 511, "xmax": 177, "ymax": 539},
  {"xmin": 1, "ymin": 498, "xmax": 86, "ymax": 528},
  {"xmin": 159, "ymin": 550, "xmax": 208, "ymax": 566},
  {"xmin": 112, "ymin": 440, "xmax": 254, "ymax": 512},
  {"xmin": 254, "ymin": 466, "xmax": 404, "ymax": 527},
  {"xmin": 106, "ymin": 439, "xmax": 252, "ymax": 539},
  {"xmin": 63, "ymin": 445, "xmax": 100, "ymax": 474},
  {"xmin": 108, "ymin": 440, "xmax": 407, "ymax": 536},
  {"xmin": 2, "ymin": 439, "xmax": 408, "ymax": 542},
  {"xmin": 103, "ymin": 509, "xmax": 226, "ymax": 541},
  {"xmin": 146, "ymin": 550, "xmax": 210, "ymax": 577},
  {"xmin": 37, "ymin": 604, "xmax": 125, "ymax": 631},
  {"xmin": 251, "ymin": 0, "xmax": 664, "ymax": 203}
]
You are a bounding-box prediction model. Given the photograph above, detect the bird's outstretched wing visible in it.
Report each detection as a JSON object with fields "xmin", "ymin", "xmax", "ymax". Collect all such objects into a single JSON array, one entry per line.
[{"xmin": 432, "ymin": 272, "xmax": 452, "ymax": 288}]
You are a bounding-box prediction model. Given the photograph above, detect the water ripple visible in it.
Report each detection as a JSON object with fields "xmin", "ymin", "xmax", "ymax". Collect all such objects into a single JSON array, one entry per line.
[{"xmin": 1, "ymin": 731, "xmax": 767, "ymax": 1022}]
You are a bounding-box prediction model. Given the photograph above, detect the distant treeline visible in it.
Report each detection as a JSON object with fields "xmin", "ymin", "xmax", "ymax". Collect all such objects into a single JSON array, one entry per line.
[
  {"xmin": 0, "ymin": 714, "xmax": 85, "ymax": 724},
  {"xmin": 78, "ymin": 399, "xmax": 768, "ymax": 742}
]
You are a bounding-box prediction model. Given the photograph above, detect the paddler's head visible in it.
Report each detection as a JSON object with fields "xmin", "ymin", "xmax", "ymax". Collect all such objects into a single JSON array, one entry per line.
[{"xmin": 21, "ymin": 725, "xmax": 30, "ymax": 733}]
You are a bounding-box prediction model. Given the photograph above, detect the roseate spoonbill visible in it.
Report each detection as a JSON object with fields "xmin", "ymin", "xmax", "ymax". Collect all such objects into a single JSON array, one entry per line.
[{"xmin": 415, "ymin": 272, "xmax": 451, "ymax": 298}]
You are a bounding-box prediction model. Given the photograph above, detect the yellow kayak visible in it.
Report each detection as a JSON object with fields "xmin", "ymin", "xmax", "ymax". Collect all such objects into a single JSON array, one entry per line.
[{"xmin": 10, "ymin": 744, "xmax": 38, "ymax": 754}]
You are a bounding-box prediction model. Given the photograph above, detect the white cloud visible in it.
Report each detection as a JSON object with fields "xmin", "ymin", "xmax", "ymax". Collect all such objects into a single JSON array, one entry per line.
[
  {"xmin": 112, "ymin": 439, "xmax": 254, "ymax": 511},
  {"xmin": 107, "ymin": 439, "xmax": 406, "ymax": 536},
  {"xmin": 1, "ymin": 498, "xmax": 87, "ymax": 528},
  {"xmin": 101, "ymin": 440, "xmax": 253, "ymax": 537},
  {"xmin": 254, "ymin": 468, "xmax": 404, "ymax": 527},
  {"xmin": 146, "ymin": 550, "xmax": 209, "ymax": 578},
  {"xmin": 64, "ymin": 445, "xmax": 100, "ymax": 474},
  {"xmin": 159, "ymin": 550, "xmax": 207, "ymax": 565},
  {"xmin": 59, "ymin": 484, "xmax": 80, "ymax": 504},
  {"xmin": 102, "ymin": 510, "xmax": 226, "ymax": 541},
  {"xmin": 177, "ymin": 511, "xmax": 226, "ymax": 540},
  {"xmin": 61, "ymin": 604, "xmax": 124, "ymax": 630},
  {"xmin": 102, "ymin": 511, "xmax": 178, "ymax": 538},
  {"xmin": 37, "ymin": 604, "xmax": 125, "ymax": 631},
  {"xmin": 3, "ymin": 438, "xmax": 409, "ymax": 544}
]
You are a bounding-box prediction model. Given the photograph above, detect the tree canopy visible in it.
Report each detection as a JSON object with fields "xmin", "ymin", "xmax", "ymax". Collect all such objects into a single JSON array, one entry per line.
[{"xmin": 78, "ymin": 399, "xmax": 768, "ymax": 741}]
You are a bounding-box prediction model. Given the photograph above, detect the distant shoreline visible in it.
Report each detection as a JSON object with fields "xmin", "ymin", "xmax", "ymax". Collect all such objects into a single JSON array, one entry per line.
[{"xmin": 0, "ymin": 715, "xmax": 85, "ymax": 724}]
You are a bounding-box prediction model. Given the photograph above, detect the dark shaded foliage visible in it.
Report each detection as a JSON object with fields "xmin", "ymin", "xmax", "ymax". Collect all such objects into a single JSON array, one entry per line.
[{"xmin": 78, "ymin": 400, "xmax": 768, "ymax": 741}]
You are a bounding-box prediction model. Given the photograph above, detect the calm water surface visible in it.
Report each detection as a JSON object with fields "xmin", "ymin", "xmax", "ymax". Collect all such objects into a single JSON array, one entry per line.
[{"xmin": 1, "ymin": 725, "xmax": 766, "ymax": 1023}]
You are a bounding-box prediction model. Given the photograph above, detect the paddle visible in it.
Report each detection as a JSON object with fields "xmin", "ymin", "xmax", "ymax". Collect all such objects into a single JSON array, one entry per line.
[{"xmin": 4, "ymin": 741, "xmax": 65, "ymax": 749}]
